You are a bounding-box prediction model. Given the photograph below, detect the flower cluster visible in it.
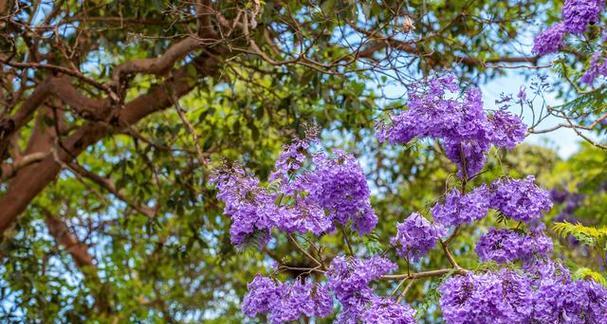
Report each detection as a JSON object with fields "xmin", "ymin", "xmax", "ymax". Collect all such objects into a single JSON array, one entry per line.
[
  {"xmin": 307, "ymin": 150, "xmax": 377, "ymax": 234},
  {"xmin": 491, "ymin": 176, "xmax": 553, "ymax": 230},
  {"xmin": 242, "ymin": 275, "xmax": 333, "ymax": 323},
  {"xmin": 326, "ymin": 256, "xmax": 415, "ymax": 323},
  {"xmin": 378, "ymin": 75, "xmax": 526, "ymax": 178},
  {"xmin": 360, "ymin": 297, "xmax": 416, "ymax": 324},
  {"xmin": 562, "ymin": 0, "xmax": 604, "ymax": 34},
  {"xmin": 581, "ymin": 51, "xmax": 607, "ymax": 84},
  {"xmin": 439, "ymin": 270, "xmax": 533, "ymax": 323},
  {"xmin": 440, "ymin": 266, "xmax": 607, "ymax": 323},
  {"xmin": 475, "ymin": 228, "xmax": 553, "ymax": 264},
  {"xmin": 431, "ymin": 185, "xmax": 491, "ymax": 227},
  {"xmin": 210, "ymin": 167, "xmax": 277, "ymax": 247},
  {"xmin": 533, "ymin": 0, "xmax": 605, "ymax": 55},
  {"xmin": 391, "ymin": 213, "xmax": 444, "ymax": 262},
  {"xmin": 211, "ymin": 139, "xmax": 377, "ymax": 248}
]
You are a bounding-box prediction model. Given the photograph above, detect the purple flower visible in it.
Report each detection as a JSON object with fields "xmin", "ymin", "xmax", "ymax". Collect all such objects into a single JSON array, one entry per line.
[
  {"xmin": 311, "ymin": 284, "xmax": 334, "ymax": 318},
  {"xmin": 488, "ymin": 111, "xmax": 527, "ymax": 149},
  {"xmin": 581, "ymin": 51, "xmax": 607, "ymax": 85},
  {"xmin": 307, "ymin": 151, "xmax": 378, "ymax": 234},
  {"xmin": 210, "ymin": 167, "xmax": 277, "ymax": 248},
  {"xmin": 432, "ymin": 185, "xmax": 491, "ymax": 227},
  {"xmin": 562, "ymin": 0, "xmax": 604, "ymax": 34},
  {"xmin": 475, "ymin": 228, "xmax": 553, "ymax": 264},
  {"xmin": 360, "ymin": 297, "xmax": 416, "ymax": 324},
  {"xmin": 391, "ymin": 213, "xmax": 444, "ymax": 262},
  {"xmin": 532, "ymin": 23, "xmax": 566, "ymax": 55},
  {"xmin": 270, "ymin": 138, "xmax": 310, "ymax": 185},
  {"xmin": 327, "ymin": 255, "xmax": 397, "ymax": 322},
  {"xmin": 531, "ymin": 278, "xmax": 607, "ymax": 323},
  {"xmin": 242, "ymin": 276, "xmax": 334, "ymax": 323},
  {"xmin": 439, "ymin": 270, "xmax": 533, "ymax": 323},
  {"xmin": 443, "ymin": 139, "xmax": 490, "ymax": 178},
  {"xmin": 490, "ymin": 176, "xmax": 553, "ymax": 228},
  {"xmin": 378, "ymin": 75, "xmax": 527, "ymax": 179},
  {"xmin": 327, "ymin": 256, "xmax": 396, "ymax": 303},
  {"xmin": 242, "ymin": 275, "xmax": 281, "ymax": 317}
]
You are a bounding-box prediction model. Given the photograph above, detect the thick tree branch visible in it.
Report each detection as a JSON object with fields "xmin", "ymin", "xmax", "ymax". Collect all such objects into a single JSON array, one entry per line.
[
  {"xmin": 0, "ymin": 50, "xmax": 223, "ymax": 236},
  {"xmin": 111, "ymin": 36, "xmax": 205, "ymax": 85},
  {"xmin": 0, "ymin": 151, "xmax": 50, "ymax": 181},
  {"xmin": 0, "ymin": 76, "xmax": 108, "ymax": 153}
]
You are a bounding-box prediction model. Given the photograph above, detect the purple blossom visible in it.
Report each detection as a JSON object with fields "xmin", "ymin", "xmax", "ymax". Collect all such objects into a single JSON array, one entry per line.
[
  {"xmin": 439, "ymin": 270, "xmax": 533, "ymax": 323},
  {"xmin": 391, "ymin": 213, "xmax": 443, "ymax": 262},
  {"xmin": 378, "ymin": 75, "xmax": 526, "ymax": 178},
  {"xmin": 432, "ymin": 185, "xmax": 491, "ymax": 227},
  {"xmin": 475, "ymin": 228, "xmax": 553, "ymax": 264},
  {"xmin": 532, "ymin": 23, "xmax": 566, "ymax": 55},
  {"xmin": 311, "ymin": 284, "xmax": 334, "ymax": 318},
  {"xmin": 562, "ymin": 0, "xmax": 604, "ymax": 34},
  {"xmin": 517, "ymin": 86, "xmax": 527, "ymax": 102},
  {"xmin": 488, "ymin": 111, "xmax": 527, "ymax": 149},
  {"xmin": 210, "ymin": 167, "xmax": 277, "ymax": 248},
  {"xmin": 581, "ymin": 51, "xmax": 607, "ymax": 85},
  {"xmin": 307, "ymin": 151, "xmax": 377, "ymax": 234},
  {"xmin": 531, "ymin": 278, "xmax": 607, "ymax": 323},
  {"xmin": 360, "ymin": 297, "xmax": 416, "ymax": 324},
  {"xmin": 242, "ymin": 275, "xmax": 281, "ymax": 317},
  {"xmin": 327, "ymin": 256, "xmax": 396, "ymax": 303},
  {"xmin": 490, "ymin": 176, "xmax": 553, "ymax": 228},
  {"xmin": 270, "ymin": 138, "xmax": 310, "ymax": 185},
  {"xmin": 327, "ymin": 255, "xmax": 397, "ymax": 322},
  {"xmin": 443, "ymin": 139, "xmax": 489, "ymax": 178},
  {"xmin": 242, "ymin": 276, "xmax": 334, "ymax": 323}
]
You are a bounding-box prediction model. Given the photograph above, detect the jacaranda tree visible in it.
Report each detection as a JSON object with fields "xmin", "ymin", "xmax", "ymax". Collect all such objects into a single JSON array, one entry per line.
[
  {"xmin": 0, "ymin": 0, "xmax": 606, "ymax": 322},
  {"xmin": 213, "ymin": 75, "xmax": 606, "ymax": 323}
]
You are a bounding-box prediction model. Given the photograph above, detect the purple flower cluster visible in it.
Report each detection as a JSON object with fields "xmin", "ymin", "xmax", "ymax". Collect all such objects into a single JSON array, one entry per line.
[
  {"xmin": 212, "ymin": 139, "xmax": 378, "ymax": 248},
  {"xmin": 581, "ymin": 51, "xmax": 607, "ymax": 84},
  {"xmin": 327, "ymin": 256, "xmax": 399, "ymax": 322},
  {"xmin": 532, "ymin": 23, "xmax": 567, "ymax": 55},
  {"xmin": 440, "ymin": 270, "xmax": 533, "ymax": 323},
  {"xmin": 242, "ymin": 275, "xmax": 333, "ymax": 323},
  {"xmin": 491, "ymin": 176, "xmax": 553, "ymax": 230},
  {"xmin": 431, "ymin": 176, "xmax": 552, "ymax": 231},
  {"xmin": 488, "ymin": 111, "xmax": 527, "ymax": 149},
  {"xmin": 562, "ymin": 0, "xmax": 604, "ymax": 34},
  {"xmin": 439, "ymin": 268, "xmax": 607, "ymax": 323},
  {"xmin": 431, "ymin": 185, "xmax": 491, "ymax": 227},
  {"xmin": 307, "ymin": 151, "xmax": 378, "ymax": 235},
  {"xmin": 210, "ymin": 167, "xmax": 277, "ymax": 248},
  {"xmin": 533, "ymin": 0, "xmax": 605, "ymax": 55},
  {"xmin": 360, "ymin": 297, "xmax": 416, "ymax": 324},
  {"xmin": 378, "ymin": 75, "xmax": 526, "ymax": 178},
  {"xmin": 475, "ymin": 228, "xmax": 553, "ymax": 264},
  {"xmin": 391, "ymin": 213, "xmax": 444, "ymax": 262}
]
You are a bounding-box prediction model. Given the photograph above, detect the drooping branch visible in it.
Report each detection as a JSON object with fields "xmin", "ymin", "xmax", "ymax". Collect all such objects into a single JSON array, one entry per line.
[
  {"xmin": 42, "ymin": 208, "xmax": 113, "ymax": 313},
  {"xmin": 354, "ymin": 28, "xmax": 540, "ymax": 67},
  {"xmin": 43, "ymin": 210, "xmax": 95, "ymax": 269},
  {"xmin": 65, "ymin": 161, "xmax": 156, "ymax": 217}
]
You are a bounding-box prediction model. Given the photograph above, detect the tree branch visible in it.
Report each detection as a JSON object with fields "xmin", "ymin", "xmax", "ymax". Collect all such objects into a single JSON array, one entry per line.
[{"xmin": 0, "ymin": 50, "xmax": 223, "ymax": 236}]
